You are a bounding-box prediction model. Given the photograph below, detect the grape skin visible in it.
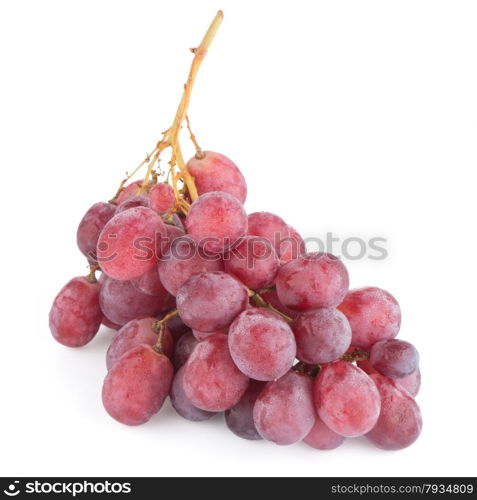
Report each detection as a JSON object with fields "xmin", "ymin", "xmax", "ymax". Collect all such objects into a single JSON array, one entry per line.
[
  {"xmin": 366, "ymin": 373, "xmax": 423, "ymax": 450},
  {"xmin": 247, "ymin": 212, "xmax": 289, "ymax": 253},
  {"xmin": 313, "ymin": 361, "xmax": 381, "ymax": 437},
  {"xmin": 148, "ymin": 182, "xmax": 176, "ymax": 213},
  {"xmin": 102, "ymin": 316, "xmax": 121, "ymax": 331},
  {"xmin": 170, "ymin": 366, "xmax": 216, "ymax": 422},
  {"xmin": 228, "ymin": 308, "xmax": 296, "ymax": 381},
  {"xmin": 183, "ymin": 334, "xmax": 249, "ymax": 411},
  {"xmin": 338, "ymin": 287, "xmax": 401, "ymax": 349},
  {"xmin": 276, "ymin": 252, "xmax": 349, "ymax": 311},
  {"xmin": 132, "ymin": 266, "xmax": 169, "ymax": 298},
  {"xmin": 49, "ymin": 277, "xmax": 103, "ymax": 347},
  {"xmin": 258, "ymin": 289, "xmax": 300, "ymax": 320},
  {"xmin": 292, "ymin": 308, "xmax": 352, "ymax": 364},
  {"xmin": 186, "ymin": 151, "xmax": 247, "ymax": 203},
  {"xmin": 185, "ymin": 192, "xmax": 248, "ymax": 254},
  {"xmin": 279, "ymin": 225, "xmax": 305, "ymax": 263},
  {"xmin": 97, "ymin": 206, "xmax": 167, "ymax": 281},
  {"xmin": 115, "ymin": 196, "xmax": 149, "ymax": 213},
  {"xmin": 225, "ymin": 380, "xmax": 265, "ymax": 440},
  {"xmin": 303, "ymin": 414, "xmax": 346, "ymax": 450},
  {"xmin": 116, "ymin": 179, "xmax": 152, "ymax": 205},
  {"xmin": 102, "ymin": 345, "xmax": 173, "ymax": 426},
  {"xmin": 192, "ymin": 328, "xmax": 226, "ymax": 341},
  {"xmin": 172, "ymin": 330, "xmax": 198, "ymax": 370},
  {"xmin": 106, "ymin": 317, "xmax": 173, "ymax": 370},
  {"xmin": 370, "ymin": 339, "xmax": 420, "ymax": 379},
  {"xmin": 77, "ymin": 202, "xmax": 116, "ymax": 263},
  {"xmin": 176, "ymin": 271, "xmax": 249, "ymax": 331},
  {"xmin": 253, "ymin": 371, "xmax": 315, "ymax": 445}
]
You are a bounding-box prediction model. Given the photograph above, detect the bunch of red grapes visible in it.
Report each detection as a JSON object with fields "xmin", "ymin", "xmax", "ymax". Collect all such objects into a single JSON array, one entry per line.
[{"xmin": 49, "ymin": 149, "xmax": 422, "ymax": 451}]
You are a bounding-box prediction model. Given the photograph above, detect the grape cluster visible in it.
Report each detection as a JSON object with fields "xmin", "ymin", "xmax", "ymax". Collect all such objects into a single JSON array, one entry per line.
[{"xmin": 49, "ymin": 13, "xmax": 422, "ymax": 451}]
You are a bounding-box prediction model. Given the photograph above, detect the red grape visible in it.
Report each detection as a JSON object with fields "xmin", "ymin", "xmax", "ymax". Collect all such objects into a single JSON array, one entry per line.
[
  {"xmin": 102, "ymin": 316, "xmax": 121, "ymax": 330},
  {"xmin": 337, "ymin": 287, "xmax": 401, "ymax": 349},
  {"xmin": 276, "ymin": 252, "xmax": 349, "ymax": 311},
  {"xmin": 132, "ymin": 266, "xmax": 169, "ymax": 298},
  {"xmin": 257, "ymin": 288, "xmax": 299, "ymax": 320},
  {"xmin": 225, "ymin": 380, "xmax": 265, "ymax": 440},
  {"xmin": 303, "ymin": 414, "xmax": 346, "ymax": 450},
  {"xmin": 185, "ymin": 192, "xmax": 248, "ymax": 254},
  {"xmin": 292, "ymin": 308, "xmax": 352, "ymax": 364},
  {"xmin": 176, "ymin": 271, "xmax": 249, "ymax": 331},
  {"xmin": 192, "ymin": 328, "xmax": 226, "ymax": 341},
  {"xmin": 186, "ymin": 151, "xmax": 247, "ymax": 203},
  {"xmin": 106, "ymin": 317, "xmax": 173, "ymax": 370},
  {"xmin": 77, "ymin": 202, "xmax": 116, "ymax": 263},
  {"xmin": 172, "ymin": 330, "xmax": 198, "ymax": 370},
  {"xmin": 148, "ymin": 182, "xmax": 176, "ymax": 213},
  {"xmin": 183, "ymin": 333, "xmax": 249, "ymax": 411},
  {"xmin": 102, "ymin": 345, "xmax": 173, "ymax": 425},
  {"xmin": 158, "ymin": 236, "xmax": 223, "ymax": 296},
  {"xmin": 279, "ymin": 225, "xmax": 305, "ymax": 263},
  {"xmin": 313, "ymin": 361, "xmax": 381, "ymax": 437},
  {"xmin": 370, "ymin": 339, "xmax": 419, "ymax": 379},
  {"xmin": 170, "ymin": 366, "xmax": 215, "ymax": 422},
  {"xmin": 49, "ymin": 277, "xmax": 103, "ymax": 347},
  {"xmin": 228, "ymin": 308, "xmax": 296, "ymax": 381},
  {"xmin": 366, "ymin": 373, "xmax": 423, "ymax": 450},
  {"xmin": 253, "ymin": 371, "xmax": 315, "ymax": 445},
  {"xmin": 115, "ymin": 196, "xmax": 149, "ymax": 213},
  {"xmin": 116, "ymin": 179, "xmax": 151, "ymax": 205},
  {"xmin": 100, "ymin": 276, "xmax": 166, "ymax": 326},
  {"xmin": 247, "ymin": 212, "xmax": 289, "ymax": 252},
  {"xmin": 224, "ymin": 236, "xmax": 279, "ymax": 290}
]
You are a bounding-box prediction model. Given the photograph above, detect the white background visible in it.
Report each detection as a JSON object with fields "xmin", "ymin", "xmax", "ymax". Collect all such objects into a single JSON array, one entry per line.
[{"xmin": 0, "ymin": 0, "xmax": 476, "ymax": 477}]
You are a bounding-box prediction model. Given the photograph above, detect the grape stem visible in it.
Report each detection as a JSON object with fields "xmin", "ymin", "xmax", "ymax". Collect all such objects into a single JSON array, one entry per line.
[
  {"xmin": 340, "ymin": 349, "xmax": 370, "ymax": 362},
  {"xmin": 250, "ymin": 291, "xmax": 293, "ymax": 324},
  {"xmin": 85, "ymin": 264, "xmax": 100, "ymax": 284},
  {"xmin": 152, "ymin": 309, "xmax": 179, "ymax": 354}
]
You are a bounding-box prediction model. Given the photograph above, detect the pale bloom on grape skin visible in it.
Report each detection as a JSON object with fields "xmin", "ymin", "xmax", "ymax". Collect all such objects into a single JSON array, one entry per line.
[
  {"xmin": 148, "ymin": 182, "xmax": 176, "ymax": 213},
  {"xmin": 303, "ymin": 414, "xmax": 346, "ymax": 451},
  {"xmin": 116, "ymin": 179, "xmax": 152, "ymax": 205},
  {"xmin": 370, "ymin": 339, "xmax": 420, "ymax": 379},
  {"xmin": 247, "ymin": 212, "xmax": 290, "ymax": 253},
  {"xmin": 279, "ymin": 225, "xmax": 306, "ymax": 263}
]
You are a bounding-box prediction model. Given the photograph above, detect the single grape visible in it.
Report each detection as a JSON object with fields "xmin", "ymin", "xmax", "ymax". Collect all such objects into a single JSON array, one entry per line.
[
  {"xmin": 185, "ymin": 192, "xmax": 248, "ymax": 254},
  {"xmin": 183, "ymin": 333, "xmax": 249, "ymax": 411},
  {"xmin": 370, "ymin": 339, "xmax": 419, "ymax": 379},
  {"xmin": 253, "ymin": 371, "xmax": 315, "ymax": 445},
  {"xmin": 276, "ymin": 252, "xmax": 349, "ymax": 311},
  {"xmin": 303, "ymin": 414, "xmax": 346, "ymax": 450},
  {"xmin": 186, "ymin": 151, "xmax": 247, "ymax": 203},
  {"xmin": 224, "ymin": 236, "xmax": 279, "ymax": 290},
  {"xmin": 247, "ymin": 212, "xmax": 289, "ymax": 252},
  {"xmin": 172, "ymin": 330, "xmax": 197, "ymax": 370},
  {"xmin": 158, "ymin": 236, "xmax": 223, "ymax": 296},
  {"xmin": 76, "ymin": 202, "xmax": 116, "ymax": 263},
  {"xmin": 115, "ymin": 196, "xmax": 149, "ymax": 213},
  {"xmin": 228, "ymin": 308, "xmax": 296, "ymax": 381},
  {"xmin": 148, "ymin": 182, "xmax": 176, "ymax": 213},
  {"xmin": 313, "ymin": 360, "xmax": 381, "ymax": 437},
  {"xmin": 366, "ymin": 373, "xmax": 423, "ymax": 450},
  {"xmin": 100, "ymin": 276, "xmax": 166, "ymax": 326},
  {"xmin": 102, "ymin": 345, "xmax": 173, "ymax": 425},
  {"xmin": 176, "ymin": 271, "xmax": 249, "ymax": 331},
  {"xmin": 49, "ymin": 277, "xmax": 103, "ymax": 347},
  {"xmin": 292, "ymin": 308, "xmax": 352, "ymax": 364},
  {"xmin": 225, "ymin": 380, "xmax": 265, "ymax": 440},
  {"xmin": 132, "ymin": 266, "xmax": 169, "ymax": 298},
  {"xmin": 116, "ymin": 179, "xmax": 152, "ymax": 205},
  {"xmin": 192, "ymin": 328, "xmax": 226, "ymax": 341},
  {"xmin": 97, "ymin": 206, "xmax": 167, "ymax": 281},
  {"xmin": 170, "ymin": 366, "xmax": 216, "ymax": 422},
  {"xmin": 279, "ymin": 225, "xmax": 305, "ymax": 263},
  {"xmin": 337, "ymin": 287, "xmax": 401, "ymax": 349},
  {"xmin": 106, "ymin": 317, "xmax": 173, "ymax": 370},
  {"xmin": 258, "ymin": 289, "xmax": 300, "ymax": 320}
]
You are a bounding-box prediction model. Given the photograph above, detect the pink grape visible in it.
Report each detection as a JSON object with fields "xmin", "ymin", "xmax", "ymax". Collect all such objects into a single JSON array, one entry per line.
[
  {"xmin": 176, "ymin": 271, "xmax": 249, "ymax": 331},
  {"xmin": 102, "ymin": 316, "xmax": 121, "ymax": 330},
  {"xmin": 258, "ymin": 289, "xmax": 299, "ymax": 320},
  {"xmin": 76, "ymin": 202, "xmax": 116, "ymax": 263},
  {"xmin": 225, "ymin": 380, "xmax": 265, "ymax": 440},
  {"xmin": 106, "ymin": 317, "xmax": 173, "ymax": 370},
  {"xmin": 170, "ymin": 366, "xmax": 215, "ymax": 422},
  {"xmin": 313, "ymin": 361, "xmax": 381, "ymax": 437},
  {"xmin": 370, "ymin": 339, "xmax": 419, "ymax": 379},
  {"xmin": 148, "ymin": 182, "xmax": 176, "ymax": 213},
  {"xmin": 228, "ymin": 308, "xmax": 296, "ymax": 381},
  {"xmin": 100, "ymin": 276, "xmax": 166, "ymax": 326},
  {"xmin": 115, "ymin": 196, "xmax": 149, "ymax": 213},
  {"xmin": 253, "ymin": 371, "xmax": 315, "ymax": 445},
  {"xmin": 303, "ymin": 414, "xmax": 346, "ymax": 450},
  {"xmin": 366, "ymin": 373, "xmax": 423, "ymax": 450},
  {"xmin": 97, "ymin": 206, "xmax": 167, "ymax": 280},
  {"xmin": 185, "ymin": 192, "xmax": 248, "ymax": 254},
  {"xmin": 49, "ymin": 277, "xmax": 103, "ymax": 347},
  {"xmin": 116, "ymin": 179, "xmax": 152, "ymax": 205},
  {"xmin": 192, "ymin": 328, "xmax": 226, "ymax": 341},
  {"xmin": 224, "ymin": 236, "xmax": 279, "ymax": 290},
  {"xmin": 279, "ymin": 225, "xmax": 306, "ymax": 263},
  {"xmin": 158, "ymin": 236, "xmax": 223, "ymax": 296},
  {"xmin": 186, "ymin": 151, "xmax": 247, "ymax": 203},
  {"xmin": 172, "ymin": 330, "xmax": 198, "ymax": 370},
  {"xmin": 102, "ymin": 345, "xmax": 173, "ymax": 425},
  {"xmin": 292, "ymin": 308, "xmax": 352, "ymax": 364},
  {"xmin": 247, "ymin": 212, "xmax": 289, "ymax": 252},
  {"xmin": 183, "ymin": 333, "xmax": 249, "ymax": 411},
  {"xmin": 132, "ymin": 267, "xmax": 169, "ymax": 298},
  {"xmin": 276, "ymin": 252, "xmax": 349, "ymax": 311},
  {"xmin": 338, "ymin": 287, "xmax": 401, "ymax": 349}
]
